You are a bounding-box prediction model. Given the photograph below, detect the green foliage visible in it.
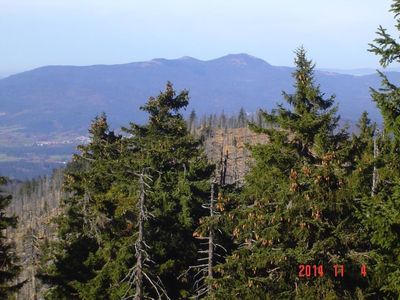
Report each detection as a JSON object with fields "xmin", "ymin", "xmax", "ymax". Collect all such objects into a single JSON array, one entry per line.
[
  {"xmin": 40, "ymin": 83, "xmax": 214, "ymax": 299},
  {"xmin": 348, "ymin": 112, "xmax": 376, "ymax": 198},
  {"xmin": 108, "ymin": 82, "xmax": 214, "ymax": 299},
  {"xmin": 369, "ymin": 1, "xmax": 400, "ymax": 138},
  {"xmin": 212, "ymin": 48, "xmax": 368, "ymax": 299},
  {"xmin": 0, "ymin": 176, "xmax": 21, "ymax": 299},
  {"xmin": 356, "ymin": 1, "xmax": 400, "ymax": 296},
  {"xmin": 39, "ymin": 113, "xmax": 121, "ymax": 299},
  {"xmin": 33, "ymin": 3, "xmax": 400, "ymax": 293}
]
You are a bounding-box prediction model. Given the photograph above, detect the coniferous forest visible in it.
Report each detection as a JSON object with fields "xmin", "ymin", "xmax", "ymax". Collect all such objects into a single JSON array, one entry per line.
[{"xmin": 2, "ymin": 1, "xmax": 400, "ymax": 299}]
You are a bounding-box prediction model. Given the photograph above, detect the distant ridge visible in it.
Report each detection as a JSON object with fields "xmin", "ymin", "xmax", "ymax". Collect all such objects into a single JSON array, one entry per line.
[
  {"xmin": 318, "ymin": 67, "xmax": 400, "ymax": 76},
  {"xmin": 0, "ymin": 53, "xmax": 399, "ymax": 143}
]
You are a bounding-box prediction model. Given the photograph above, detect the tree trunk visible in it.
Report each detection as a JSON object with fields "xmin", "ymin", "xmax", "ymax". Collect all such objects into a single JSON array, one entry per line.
[
  {"xmin": 372, "ymin": 132, "xmax": 379, "ymax": 196},
  {"xmin": 135, "ymin": 172, "xmax": 145, "ymax": 300},
  {"xmin": 208, "ymin": 182, "xmax": 215, "ymax": 295}
]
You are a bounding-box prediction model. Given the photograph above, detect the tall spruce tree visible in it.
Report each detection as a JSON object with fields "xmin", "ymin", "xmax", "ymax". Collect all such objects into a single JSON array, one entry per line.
[
  {"xmin": 45, "ymin": 83, "xmax": 214, "ymax": 299},
  {"xmin": 361, "ymin": 0, "xmax": 400, "ymax": 296},
  {"xmin": 349, "ymin": 112, "xmax": 377, "ymax": 199},
  {"xmin": 212, "ymin": 48, "xmax": 368, "ymax": 299},
  {"xmin": 110, "ymin": 82, "xmax": 214, "ymax": 299},
  {"xmin": 0, "ymin": 176, "xmax": 21, "ymax": 299},
  {"xmin": 39, "ymin": 113, "xmax": 121, "ymax": 299}
]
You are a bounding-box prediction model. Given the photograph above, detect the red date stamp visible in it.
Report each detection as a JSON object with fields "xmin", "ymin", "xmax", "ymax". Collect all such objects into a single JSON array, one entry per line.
[
  {"xmin": 298, "ymin": 264, "xmax": 324, "ymax": 277},
  {"xmin": 298, "ymin": 264, "xmax": 367, "ymax": 278}
]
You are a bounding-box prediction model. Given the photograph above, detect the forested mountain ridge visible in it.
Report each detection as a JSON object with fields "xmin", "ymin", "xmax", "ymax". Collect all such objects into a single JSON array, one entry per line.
[
  {"xmin": 1, "ymin": 53, "xmax": 399, "ymax": 143},
  {"xmin": 2, "ymin": 54, "xmax": 399, "ymax": 180}
]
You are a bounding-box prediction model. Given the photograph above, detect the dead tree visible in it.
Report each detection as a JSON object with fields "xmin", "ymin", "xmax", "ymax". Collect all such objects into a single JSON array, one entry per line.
[
  {"xmin": 26, "ymin": 225, "xmax": 41, "ymax": 300},
  {"xmin": 181, "ymin": 179, "xmax": 226, "ymax": 299},
  {"xmin": 219, "ymin": 148, "xmax": 228, "ymax": 186},
  {"xmin": 121, "ymin": 170, "xmax": 170, "ymax": 300},
  {"xmin": 206, "ymin": 182, "xmax": 215, "ymax": 296},
  {"xmin": 371, "ymin": 129, "xmax": 379, "ymax": 197},
  {"xmin": 135, "ymin": 172, "xmax": 145, "ymax": 299}
]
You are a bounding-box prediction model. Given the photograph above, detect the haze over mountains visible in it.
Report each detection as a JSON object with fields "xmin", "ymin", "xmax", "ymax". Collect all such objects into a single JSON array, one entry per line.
[{"xmin": 0, "ymin": 53, "xmax": 399, "ymax": 143}]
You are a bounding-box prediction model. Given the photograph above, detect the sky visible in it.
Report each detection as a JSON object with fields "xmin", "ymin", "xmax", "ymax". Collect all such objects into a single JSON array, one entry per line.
[{"xmin": 0, "ymin": 0, "xmax": 396, "ymax": 76}]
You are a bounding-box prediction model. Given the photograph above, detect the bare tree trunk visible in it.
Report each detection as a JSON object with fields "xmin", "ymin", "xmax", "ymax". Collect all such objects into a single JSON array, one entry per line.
[
  {"xmin": 372, "ymin": 131, "xmax": 379, "ymax": 197},
  {"xmin": 135, "ymin": 172, "xmax": 145, "ymax": 300},
  {"xmin": 31, "ymin": 267, "xmax": 37, "ymax": 300},
  {"xmin": 184, "ymin": 178, "xmax": 226, "ymax": 299},
  {"xmin": 219, "ymin": 149, "xmax": 228, "ymax": 186},
  {"xmin": 207, "ymin": 182, "xmax": 215, "ymax": 295},
  {"xmin": 122, "ymin": 171, "xmax": 169, "ymax": 300},
  {"xmin": 234, "ymin": 145, "xmax": 238, "ymax": 186}
]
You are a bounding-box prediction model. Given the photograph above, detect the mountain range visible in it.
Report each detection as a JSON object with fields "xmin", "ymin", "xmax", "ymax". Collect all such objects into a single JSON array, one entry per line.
[
  {"xmin": 319, "ymin": 67, "xmax": 400, "ymax": 76},
  {"xmin": 1, "ymin": 53, "xmax": 399, "ymax": 144}
]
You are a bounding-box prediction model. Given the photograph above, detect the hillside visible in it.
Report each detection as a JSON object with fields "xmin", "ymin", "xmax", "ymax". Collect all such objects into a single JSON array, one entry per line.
[
  {"xmin": 6, "ymin": 170, "xmax": 64, "ymax": 299},
  {"xmin": 6, "ymin": 127, "xmax": 265, "ymax": 298},
  {"xmin": 1, "ymin": 54, "xmax": 398, "ymax": 179},
  {"xmin": 1, "ymin": 53, "xmax": 398, "ymax": 144}
]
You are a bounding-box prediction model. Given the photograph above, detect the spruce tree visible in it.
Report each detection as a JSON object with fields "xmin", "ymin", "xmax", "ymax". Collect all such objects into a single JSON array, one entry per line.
[
  {"xmin": 0, "ymin": 176, "xmax": 21, "ymax": 299},
  {"xmin": 361, "ymin": 0, "xmax": 400, "ymax": 296},
  {"xmin": 39, "ymin": 113, "xmax": 121, "ymax": 299},
  {"xmin": 60, "ymin": 83, "xmax": 214, "ymax": 299},
  {"xmin": 349, "ymin": 112, "xmax": 377, "ymax": 198},
  {"xmin": 212, "ymin": 48, "xmax": 367, "ymax": 299},
  {"xmin": 115, "ymin": 82, "xmax": 214, "ymax": 299},
  {"xmin": 237, "ymin": 108, "xmax": 247, "ymax": 128},
  {"xmin": 188, "ymin": 109, "xmax": 197, "ymax": 134}
]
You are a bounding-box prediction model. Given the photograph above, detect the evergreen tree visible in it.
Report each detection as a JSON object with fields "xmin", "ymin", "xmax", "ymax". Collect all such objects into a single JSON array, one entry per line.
[
  {"xmin": 39, "ymin": 113, "xmax": 121, "ymax": 299},
  {"xmin": 360, "ymin": 0, "xmax": 400, "ymax": 296},
  {"xmin": 48, "ymin": 83, "xmax": 214, "ymax": 299},
  {"xmin": 237, "ymin": 108, "xmax": 247, "ymax": 128},
  {"xmin": 0, "ymin": 176, "xmax": 21, "ymax": 299},
  {"xmin": 112, "ymin": 82, "xmax": 214, "ymax": 299},
  {"xmin": 255, "ymin": 109, "xmax": 264, "ymax": 128},
  {"xmin": 188, "ymin": 109, "xmax": 197, "ymax": 134},
  {"xmin": 349, "ymin": 112, "xmax": 377, "ymax": 199},
  {"xmin": 212, "ymin": 48, "xmax": 367, "ymax": 299},
  {"xmin": 220, "ymin": 111, "xmax": 227, "ymax": 130}
]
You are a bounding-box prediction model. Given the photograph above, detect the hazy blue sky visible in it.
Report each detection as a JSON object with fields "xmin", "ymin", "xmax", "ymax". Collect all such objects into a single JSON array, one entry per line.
[{"xmin": 0, "ymin": 0, "xmax": 396, "ymax": 75}]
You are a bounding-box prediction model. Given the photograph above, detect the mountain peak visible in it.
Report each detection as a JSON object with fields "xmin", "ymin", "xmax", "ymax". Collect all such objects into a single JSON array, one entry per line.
[
  {"xmin": 145, "ymin": 56, "xmax": 202, "ymax": 66},
  {"xmin": 178, "ymin": 56, "xmax": 199, "ymax": 61},
  {"xmin": 213, "ymin": 53, "xmax": 270, "ymax": 66}
]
